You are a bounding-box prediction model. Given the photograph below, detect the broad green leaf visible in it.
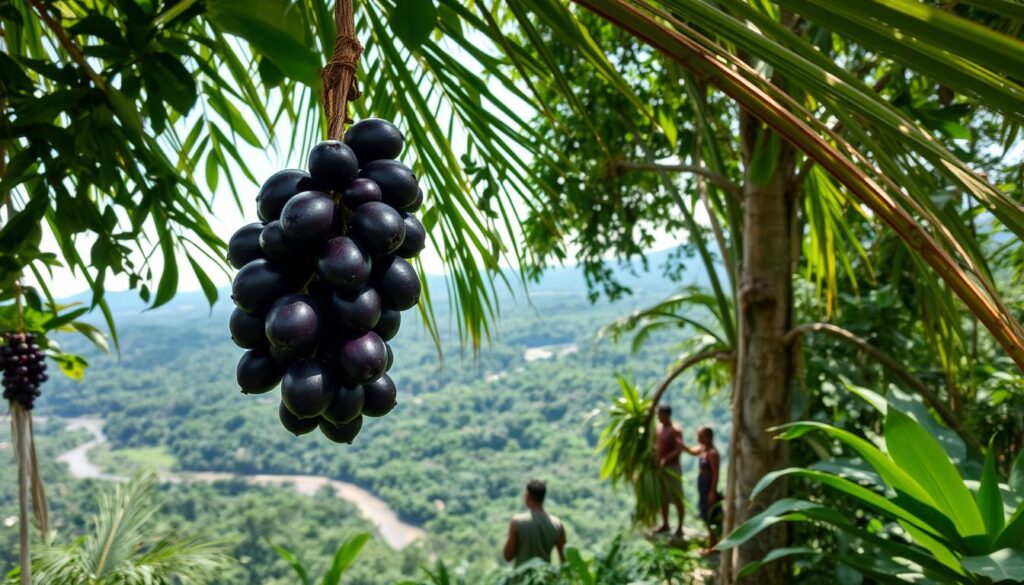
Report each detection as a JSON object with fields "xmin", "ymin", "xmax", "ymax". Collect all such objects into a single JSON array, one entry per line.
[
  {"xmin": 150, "ymin": 221, "xmax": 179, "ymax": 309},
  {"xmin": 207, "ymin": 0, "xmax": 321, "ymax": 84},
  {"xmin": 961, "ymin": 548, "xmax": 1024, "ymax": 582},
  {"xmin": 53, "ymin": 353, "xmax": 88, "ymax": 381},
  {"xmin": 775, "ymin": 421, "xmax": 935, "ymax": 507},
  {"xmin": 390, "ymin": 0, "xmax": 438, "ymax": 51},
  {"xmin": 106, "ymin": 87, "xmax": 143, "ymax": 138},
  {"xmin": 657, "ymin": 109, "xmax": 678, "ymax": 147},
  {"xmin": 71, "ymin": 322, "xmax": 110, "ymax": 354},
  {"xmin": 186, "ymin": 254, "xmax": 218, "ymax": 307},
  {"xmin": 42, "ymin": 307, "xmax": 89, "ymax": 331},
  {"xmin": 1010, "ymin": 449, "xmax": 1024, "ymax": 494},
  {"xmin": 995, "ymin": 502, "xmax": 1024, "ymax": 550},
  {"xmin": 564, "ymin": 548, "xmax": 594, "ymax": 585},
  {"xmin": 978, "ymin": 445, "xmax": 1006, "ymax": 542},
  {"xmin": 0, "ymin": 193, "xmax": 47, "ymax": 253},
  {"xmin": 718, "ymin": 498, "xmax": 821, "ymax": 549},
  {"xmin": 271, "ymin": 545, "xmax": 311, "ymax": 585},
  {"xmin": 322, "ymin": 532, "xmax": 370, "ymax": 585},
  {"xmin": 258, "ymin": 56, "xmax": 285, "ymax": 87},
  {"xmin": 150, "ymin": 53, "xmax": 198, "ymax": 114},
  {"xmin": 67, "ymin": 13, "xmax": 124, "ymax": 46},
  {"xmin": 752, "ymin": 468, "xmax": 947, "ymax": 542},
  {"xmin": 737, "ymin": 547, "xmax": 817, "ymax": 579},
  {"xmin": 885, "ymin": 408, "xmax": 985, "ymax": 537}
]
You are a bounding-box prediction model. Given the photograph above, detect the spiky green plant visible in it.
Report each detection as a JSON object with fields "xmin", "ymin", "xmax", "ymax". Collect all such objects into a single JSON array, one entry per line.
[{"xmin": 5, "ymin": 472, "xmax": 229, "ymax": 584}]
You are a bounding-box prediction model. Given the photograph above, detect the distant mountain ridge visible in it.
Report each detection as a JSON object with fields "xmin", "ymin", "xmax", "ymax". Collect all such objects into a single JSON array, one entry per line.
[{"xmin": 64, "ymin": 246, "xmax": 716, "ymax": 322}]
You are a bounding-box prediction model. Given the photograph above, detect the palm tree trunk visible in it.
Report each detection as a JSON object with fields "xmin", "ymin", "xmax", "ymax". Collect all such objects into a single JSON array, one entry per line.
[{"xmin": 730, "ymin": 120, "xmax": 797, "ymax": 583}]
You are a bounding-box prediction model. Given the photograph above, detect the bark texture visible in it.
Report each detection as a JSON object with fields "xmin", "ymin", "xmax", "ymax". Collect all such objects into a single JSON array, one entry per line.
[{"xmin": 731, "ymin": 117, "xmax": 798, "ymax": 584}]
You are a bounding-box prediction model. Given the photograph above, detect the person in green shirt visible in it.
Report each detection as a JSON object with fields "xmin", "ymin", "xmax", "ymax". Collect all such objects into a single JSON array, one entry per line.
[{"xmin": 502, "ymin": 479, "xmax": 566, "ymax": 566}]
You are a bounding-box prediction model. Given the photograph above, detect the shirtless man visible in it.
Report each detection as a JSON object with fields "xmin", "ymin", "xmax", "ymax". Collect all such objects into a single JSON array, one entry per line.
[{"xmin": 654, "ymin": 403, "xmax": 685, "ymax": 536}]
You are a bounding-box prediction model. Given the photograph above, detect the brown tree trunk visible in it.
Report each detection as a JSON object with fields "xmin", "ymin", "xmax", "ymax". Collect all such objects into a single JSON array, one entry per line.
[{"xmin": 728, "ymin": 116, "xmax": 798, "ymax": 584}]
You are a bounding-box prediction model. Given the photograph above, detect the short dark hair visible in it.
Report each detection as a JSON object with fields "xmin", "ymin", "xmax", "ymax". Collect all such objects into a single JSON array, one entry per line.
[
  {"xmin": 526, "ymin": 479, "xmax": 546, "ymax": 503},
  {"xmin": 657, "ymin": 404, "xmax": 672, "ymax": 414},
  {"xmin": 699, "ymin": 425, "xmax": 714, "ymax": 440}
]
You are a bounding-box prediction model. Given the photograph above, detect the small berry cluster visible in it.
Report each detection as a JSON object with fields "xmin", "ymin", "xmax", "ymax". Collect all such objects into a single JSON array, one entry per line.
[{"xmin": 1, "ymin": 332, "xmax": 47, "ymax": 409}]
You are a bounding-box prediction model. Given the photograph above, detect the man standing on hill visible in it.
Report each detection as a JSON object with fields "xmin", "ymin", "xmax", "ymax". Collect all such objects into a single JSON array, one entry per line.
[
  {"xmin": 654, "ymin": 403, "xmax": 685, "ymax": 537},
  {"xmin": 503, "ymin": 479, "xmax": 567, "ymax": 566}
]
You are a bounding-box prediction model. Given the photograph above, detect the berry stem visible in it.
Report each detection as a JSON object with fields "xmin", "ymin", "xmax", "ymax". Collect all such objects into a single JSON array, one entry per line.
[
  {"xmin": 321, "ymin": 0, "xmax": 362, "ymax": 141},
  {"xmin": 3, "ymin": 193, "xmax": 24, "ymax": 332}
]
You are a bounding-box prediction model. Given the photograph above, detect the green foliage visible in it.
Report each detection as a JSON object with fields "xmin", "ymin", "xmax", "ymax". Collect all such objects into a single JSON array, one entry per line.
[
  {"xmin": 5, "ymin": 472, "xmax": 230, "ymax": 584},
  {"xmin": 401, "ymin": 535, "xmax": 701, "ymax": 585},
  {"xmin": 272, "ymin": 532, "xmax": 370, "ymax": 585},
  {"xmin": 1, "ymin": 276, "xmax": 726, "ymax": 583},
  {"xmin": 722, "ymin": 387, "xmax": 1024, "ymax": 583},
  {"xmin": 597, "ymin": 377, "xmax": 666, "ymax": 528}
]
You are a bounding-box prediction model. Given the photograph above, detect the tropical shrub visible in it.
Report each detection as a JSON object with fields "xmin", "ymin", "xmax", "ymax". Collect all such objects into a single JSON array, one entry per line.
[
  {"xmin": 4, "ymin": 472, "xmax": 229, "ymax": 584},
  {"xmin": 400, "ymin": 535, "xmax": 700, "ymax": 585},
  {"xmin": 272, "ymin": 532, "xmax": 370, "ymax": 585},
  {"xmin": 721, "ymin": 385, "xmax": 1024, "ymax": 583}
]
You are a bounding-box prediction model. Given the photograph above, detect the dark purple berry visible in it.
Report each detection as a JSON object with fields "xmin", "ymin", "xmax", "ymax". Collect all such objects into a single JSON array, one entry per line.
[{"xmin": 344, "ymin": 119, "xmax": 404, "ymax": 166}]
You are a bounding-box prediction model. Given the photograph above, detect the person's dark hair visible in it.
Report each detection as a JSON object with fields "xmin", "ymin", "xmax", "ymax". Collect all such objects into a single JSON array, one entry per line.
[
  {"xmin": 699, "ymin": 425, "xmax": 714, "ymax": 441},
  {"xmin": 657, "ymin": 404, "xmax": 672, "ymax": 414},
  {"xmin": 526, "ymin": 479, "xmax": 546, "ymax": 504}
]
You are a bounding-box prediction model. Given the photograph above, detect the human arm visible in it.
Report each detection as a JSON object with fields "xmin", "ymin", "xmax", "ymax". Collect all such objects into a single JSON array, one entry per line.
[
  {"xmin": 708, "ymin": 450, "xmax": 721, "ymax": 503},
  {"xmin": 503, "ymin": 519, "xmax": 517, "ymax": 562},
  {"xmin": 555, "ymin": 523, "xmax": 566, "ymax": 563},
  {"xmin": 680, "ymin": 440, "xmax": 701, "ymax": 457}
]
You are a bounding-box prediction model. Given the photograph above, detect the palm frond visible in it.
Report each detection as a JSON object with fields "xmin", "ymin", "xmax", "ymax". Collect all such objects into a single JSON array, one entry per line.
[{"xmin": 7, "ymin": 473, "xmax": 229, "ymax": 585}]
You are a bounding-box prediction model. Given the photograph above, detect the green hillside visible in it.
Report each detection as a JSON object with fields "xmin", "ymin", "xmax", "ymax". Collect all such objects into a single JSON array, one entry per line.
[{"xmin": 1, "ymin": 266, "xmax": 727, "ymax": 583}]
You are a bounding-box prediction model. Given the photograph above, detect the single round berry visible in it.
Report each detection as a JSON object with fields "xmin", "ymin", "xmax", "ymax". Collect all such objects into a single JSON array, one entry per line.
[
  {"xmin": 405, "ymin": 188, "xmax": 424, "ymax": 212},
  {"xmin": 279, "ymin": 402, "xmax": 320, "ymax": 436},
  {"xmin": 257, "ymin": 169, "xmax": 313, "ymax": 222},
  {"xmin": 322, "ymin": 384, "xmax": 365, "ymax": 425},
  {"xmin": 281, "ymin": 358, "xmax": 334, "ymax": 419},
  {"xmin": 395, "ymin": 213, "xmax": 426, "ymax": 259},
  {"xmin": 280, "ymin": 191, "xmax": 337, "ymax": 241},
  {"xmin": 333, "ymin": 331, "xmax": 387, "ymax": 384},
  {"xmin": 329, "ymin": 288, "xmax": 382, "ymax": 333},
  {"xmin": 362, "ymin": 374, "xmax": 397, "ymax": 417},
  {"xmin": 319, "ymin": 415, "xmax": 363, "ymax": 444},
  {"xmin": 229, "ymin": 308, "xmax": 267, "ymax": 349},
  {"xmin": 265, "ymin": 294, "xmax": 320, "ymax": 353},
  {"xmin": 227, "ymin": 223, "xmax": 264, "ymax": 269},
  {"xmin": 373, "ymin": 256, "xmax": 421, "ymax": 311},
  {"xmin": 358, "ymin": 160, "xmax": 418, "ymax": 209},
  {"xmin": 308, "ymin": 141, "xmax": 359, "ymax": 191},
  {"xmin": 231, "ymin": 259, "xmax": 297, "ymax": 313},
  {"xmin": 260, "ymin": 220, "xmax": 305, "ymax": 261},
  {"xmin": 349, "ymin": 202, "xmax": 405, "ymax": 256},
  {"xmin": 317, "ymin": 237, "xmax": 371, "ymax": 294},
  {"xmin": 236, "ymin": 349, "xmax": 284, "ymax": 394},
  {"xmin": 373, "ymin": 309, "xmax": 401, "ymax": 342},
  {"xmin": 342, "ymin": 178, "xmax": 383, "ymax": 209},
  {"xmin": 344, "ymin": 119, "xmax": 404, "ymax": 166}
]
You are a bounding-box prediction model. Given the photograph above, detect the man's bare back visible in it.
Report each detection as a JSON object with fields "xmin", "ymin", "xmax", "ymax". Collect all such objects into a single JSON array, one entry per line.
[{"xmin": 655, "ymin": 422, "xmax": 682, "ymax": 467}]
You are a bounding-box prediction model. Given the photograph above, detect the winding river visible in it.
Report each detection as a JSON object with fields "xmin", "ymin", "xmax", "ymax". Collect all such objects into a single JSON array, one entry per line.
[{"xmin": 56, "ymin": 417, "xmax": 424, "ymax": 550}]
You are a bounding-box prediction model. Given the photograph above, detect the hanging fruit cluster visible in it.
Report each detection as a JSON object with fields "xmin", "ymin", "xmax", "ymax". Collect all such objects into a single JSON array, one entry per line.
[
  {"xmin": 1, "ymin": 332, "xmax": 47, "ymax": 409},
  {"xmin": 228, "ymin": 119, "xmax": 426, "ymax": 444}
]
